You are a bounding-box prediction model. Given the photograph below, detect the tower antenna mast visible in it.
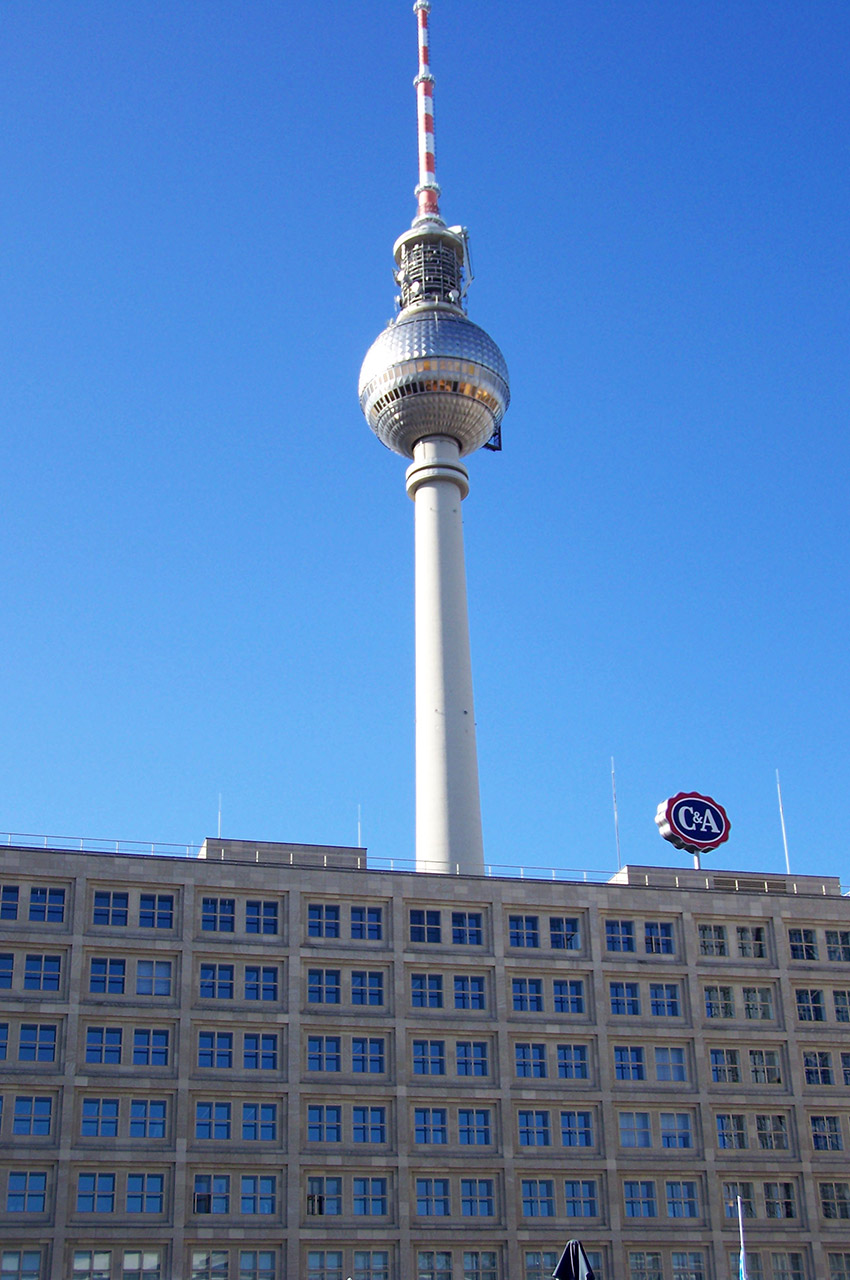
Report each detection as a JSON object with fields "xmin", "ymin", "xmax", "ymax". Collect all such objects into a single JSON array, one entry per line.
[{"xmin": 359, "ymin": 0, "xmax": 510, "ymax": 875}]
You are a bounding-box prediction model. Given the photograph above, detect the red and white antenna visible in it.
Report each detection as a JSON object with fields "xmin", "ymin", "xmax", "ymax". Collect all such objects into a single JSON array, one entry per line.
[{"xmin": 414, "ymin": 0, "xmax": 441, "ymax": 221}]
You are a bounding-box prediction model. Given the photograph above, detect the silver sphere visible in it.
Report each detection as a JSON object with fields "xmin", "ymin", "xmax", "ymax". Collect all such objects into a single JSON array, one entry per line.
[{"xmin": 359, "ymin": 308, "xmax": 510, "ymax": 458}]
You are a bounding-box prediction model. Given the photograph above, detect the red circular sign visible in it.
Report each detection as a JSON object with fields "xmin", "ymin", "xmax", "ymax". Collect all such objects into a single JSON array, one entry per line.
[{"xmin": 655, "ymin": 792, "xmax": 731, "ymax": 853}]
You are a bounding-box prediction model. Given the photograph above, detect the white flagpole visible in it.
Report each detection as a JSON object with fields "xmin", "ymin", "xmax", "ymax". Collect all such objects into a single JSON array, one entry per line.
[
  {"xmin": 776, "ymin": 770, "xmax": 791, "ymax": 875},
  {"xmin": 611, "ymin": 758, "xmax": 622, "ymax": 870},
  {"xmin": 737, "ymin": 1195, "xmax": 749, "ymax": 1280}
]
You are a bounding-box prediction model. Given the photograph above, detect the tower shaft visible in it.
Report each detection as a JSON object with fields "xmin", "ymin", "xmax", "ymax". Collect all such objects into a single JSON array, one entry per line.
[{"xmin": 406, "ymin": 435, "xmax": 484, "ymax": 875}]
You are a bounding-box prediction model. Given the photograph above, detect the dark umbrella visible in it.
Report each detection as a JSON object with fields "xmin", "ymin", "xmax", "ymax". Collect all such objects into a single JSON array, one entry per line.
[{"xmin": 552, "ymin": 1240, "xmax": 595, "ymax": 1280}]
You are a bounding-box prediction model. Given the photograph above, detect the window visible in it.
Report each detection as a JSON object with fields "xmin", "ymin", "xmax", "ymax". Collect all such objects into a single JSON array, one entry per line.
[
  {"xmin": 796, "ymin": 989, "xmax": 825, "ymax": 1021},
  {"xmin": 716, "ymin": 1113, "xmax": 747, "ymax": 1149},
  {"xmin": 606, "ymin": 920, "xmax": 635, "ymax": 952},
  {"xmin": 515, "ymin": 1042, "xmax": 547, "ymax": 1077},
  {"xmin": 239, "ymin": 1253, "xmax": 276, "ymax": 1280},
  {"xmin": 353, "ymin": 1106, "xmax": 386, "ymax": 1143},
  {"xmin": 243, "ymin": 1033, "xmax": 277, "ymax": 1070},
  {"xmin": 198, "ymin": 1031, "xmax": 232, "ymax": 1068},
  {"xmin": 201, "ymin": 897, "xmax": 234, "ymax": 932},
  {"xmin": 624, "ymin": 1180, "xmax": 657, "ymax": 1217},
  {"xmin": 834, "ymin": 990, "xmax": 850, "ymax": 1022},
  {"xmin": 521, "ymin": 1179, "xmax": 555, "ymax": 1217},
  {"xmin": 519, "ymin": 1110, "xmax": 551, "ymax": 1145},
  {"xmin": 0, "ymin": 1020, "xmax": 7, "ymax": 1059},
  {"xmin": 0, "ymin": 954, "xmax": 12, "ymax": 988},
  {"xmin": 308, "ymin": 968, "xmax": 340, "ymax": 1003},
  {"xmin": 452, "ymin": 911, "xmax": 482, "ymax": 945},
  {"xmin": 351, "ymin": 906, "xmax": 382, "ymax": 940},
  {"xmin": 661, "ymin": 1112, "xmax": 693, "ymax": 1148},
  {"xmin": 90, "ymin": 957, "xmax": 125, "ymax": 994},
  {"xmin": 308, "ymin": 1253, "xmax": 342, "ymax": 1280},
  {"xmin": 7, "ymin": 1170, "xmax": 47, "ymax": 1212},
  {"xmin": 200, "ymin": 964, "xmax": 234, "ymax": 999},
  {"xmin": 803, "ymin": 1050, "xmax": 833, "ymax": 1085},
  {"xmin": 241, "ymin": 1174, "xmax": 275, "ymax": 1214},
  {"xmin": 463, "ymin": 1254, "xmax": 496, "ymax": 1280},
  {"xmin": 93, "ymin": 891, "xmax": 128, "ymax": 927},
  {"xmin": 194, "ymin": 1174, "xmax": 230, "ymax": 1214},
  {"xmin": 666, "ymin": 1180, "xmax": 698, "ymax": 1217},
  {"xmin": 412, "ymin": 974, "xmax": 443, "ymax": 1008},
  {"xmin": 738, "ymin": 925, "xmax": 766, "ymax": 958},
  {"xmin": 246, "ymin": 899, "xmax": 278, "ymax": 934},
  {"xmin": 615, "ymin": 1045, "xmax": 645, "ymax": 1080},
  {"xmin": 789, "ymin": 927, "xmax": 817, "ymax": 960},
  {"xmin": 133, "ymin": 1028, "xmax": 169, "ymax": 1066},
  {"xmin": 629, "ymin": 1254, "xmax": 662, "ymax": 1280},
  {"xmin": 29, "ymin": 886, "xmax": 65, "ymax": 923},
  {"xmin": 456, "ymin": 1040, "xmax": 488, "ymax": 1076},
  {"xmin": 551, "ymin": 916, "xmax": 580, "ymax": 950},
  {"xmin": 415, "ymin": 1107, "xmax": 447, "ymax": 1143},
  {"xmin": 620, "ymin": 1111, "xmax": 651, "ymax": 1148},
  {"xmin": 770, "ymin": 1257, "xmax": 804, "ymax": 1280},
  {"xmin": 650, "ymin": 983, "xmax": 680, "ymax": 1016},
  {"xmin": 0, "ymin": 886, "xmax": 19, "ymax": 920},
  {"xmin": 13, "ymin": 1096, "xmax": 52, "ymax": 1135},
  {"xmin": 610, "ymin": 982, "xmax": 641, "ymax": 1015},
  {"xmin": 827, "ymin": 930, "xmax": 850, "ymax": 962},
  {"xmin": 723, "ymin": 1183, "xmax": 755, "ymax": 1217},
  {"xmin": 24, "ymin": 954, "xmax": 61, "ymax": 991},
  {"xmin": 135, "ymin": 960, "xmax": 172, "ymax": 997},
  {"xmin": 196, "ymin": 1101, "xmax": 232, "ymax": 1140},
  {"xmin": 558, "ymin": 1043, "xmax": 588, "ymax": 1078},
  {"xmin": 764, "ymin": 1182, "xmax": 796, "ymax": 1218},
  {"xmin": 306, "ymin": 1176, "xmax": 340, "ymax": 1214},
  {"xmin": 354, "ymin": 1177, "xmax": 387, "ymax": 1215},
  {"xmin": 72, "ymin": 1254, "xmax": 111, "ymax": 1280},
  {"xmin": 459, "ymin": 1108, "xmax": 490, "ymax": 1144},
  {"xmin": 509, "ymin": 915, "xmax": 539, "ymax": 947},
  {"xmin": 561, "ymin": 1110, "xmax": 594, "ymax": 1146},
  {"xmin": 242, "ymin": 1102, "xmax": 277, "ymax": 1141},
  {"xmin": 81, "ymin": 1098, "xmax": 119, "ymax": 1137},
  {"xmin": 553, "ymin": 979, "xmax": 584, "ymax": 1013},
  {"xmin": 77, "ymin": 1172, "xmax": 115, "ymax": 1212},
  {"xmin": 417, "ymin": 1178, "xmax": 450, "ymax": 1216},
  {"xmin": 307, "ymin": 1105, "xmax": 342, "ymax": 1142},
  {"xmin": 711, "ymin": 1048, "xmax": 740, "ymax": 1082},
  {"xmin": 307, "ymin": 1035, "xmax": 340, "ymax": 1072},
  {"xmin": 756, "ymin": 1114, "xmax": 788, "ymax": 1150},
  {"xmin": 743, "ymin": 986, "xmax": 774, "ymax": 1020},
  {"xmin": 461, "ymin": 1179, "xmax": 494, "ymax": 1216},
  {"xmin": 646, "ymin": 921, "xmax": 675, "ymax": 954},
  {"xmin": 192, "ymin": 1253, "xmax": 229, "ymax": 1280},
  {"xmin": 245, "ymin": 966, "xmax": 278, "ymax": 1001},
  {"xmin": 127, "ymin": 1173, "xmax": 164, "ymax": 1213},
  {"xmin": 828, "ymin": 1253, "xmax": 850, "ymax": 1280},
  {"xmin": 843, "ymin": 1052, "xmax": 850, "ymax": 1085},
  {"xmin": 130, "ymin": 1099, "xmax": 166, "ymax": 1138},
  {"xmin": 705, "ymin": 985, "xmax": 734, "ymax": 1018},
  {"xmin": 699, "ymin": 924, "xmax": 728, "ymax": 956},
  {"xmin": 410, "ymin": 909, "xmax": 441, "ymax": 943},
  {"xmin": 811, "ymin": 1115, "xmax": 843, "ymax": 1151},
  {"xmin": 656, "ymin": 1046, "xmax": 687, "ymax": 1081},
  {"xmin": 821, "ymin": 1182, "xmax": 850, "ymax": 1218},
  {"xmin": 19, "ymin": 1023, "xmax": 57, "ymax": 1061},
  {"xmin": 454, "ymin": 975, "xmax": 486, "ymax": 1009},
  {"xmin": 672, "ymin": 1253, "xmax": 705, "ymax": 1280},
  {"xmin": 564, "ymin": 1180, "xmax": 597, "ymax": 1216},
  {"xmin": 413, "ymin": 1039, "xmax": 445, "ymax": 1075},
  {"xmin": 525, "ymin": 1254, "xmax": 559, "ymax": 1280},
  {"xmin": 749, "ymin": 1049, "xmax": 781, "ymax": 1084},
  {"xmin": 418, "ymin": 1256, "xmax": 451, "ymax": 1280},
  {"xmin": 513, "ymin": 978, "xmax": 544, "ymax": 1011},
  {"xmin": 352, "ymin": 1036, "xmax": 384, "ymax": 1073},
  {"xmin": 139, "ymin": 894, "xmax": 173, "ymax": 929},
  {"xmin": 307, "ymin": 904, "xmax": 340, "ymax": 938},
  {"xmin": 86, "ymin": 1026, "xmax": 122, "ymax": 1065}
]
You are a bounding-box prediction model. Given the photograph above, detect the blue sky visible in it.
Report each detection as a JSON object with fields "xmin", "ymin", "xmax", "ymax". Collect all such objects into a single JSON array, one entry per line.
[{"xmin": 2, "ymin": 1, "xmax": 848, "ymax": 882}]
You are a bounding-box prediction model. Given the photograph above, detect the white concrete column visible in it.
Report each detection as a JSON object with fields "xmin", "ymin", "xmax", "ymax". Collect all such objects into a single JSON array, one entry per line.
[{"xmin": 405, "ymin": 435, "xmax": 485, "ymax": 876}]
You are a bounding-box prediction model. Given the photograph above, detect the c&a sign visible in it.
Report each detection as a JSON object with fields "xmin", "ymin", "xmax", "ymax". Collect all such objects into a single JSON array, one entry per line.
[{"xmin": 655, "ymin": 792, "xmax": 731, "ymax": 854}]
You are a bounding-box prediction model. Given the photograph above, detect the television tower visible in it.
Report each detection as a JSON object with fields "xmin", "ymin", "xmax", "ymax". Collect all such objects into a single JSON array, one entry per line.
[{"xmin": 359, "ymin": 0, "xmax": 510, "ymax": 875}]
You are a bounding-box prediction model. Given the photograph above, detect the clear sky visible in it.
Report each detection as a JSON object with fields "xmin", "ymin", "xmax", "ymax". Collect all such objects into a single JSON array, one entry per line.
[{"xmin": 2, "ymin": 1, "xmax": 848, "ymax": 883}]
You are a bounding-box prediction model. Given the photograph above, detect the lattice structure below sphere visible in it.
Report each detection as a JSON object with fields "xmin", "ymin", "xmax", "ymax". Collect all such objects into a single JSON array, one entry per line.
[{"xmin": 359, "ymin": 310, "xmax": 510, "ymax": 458}]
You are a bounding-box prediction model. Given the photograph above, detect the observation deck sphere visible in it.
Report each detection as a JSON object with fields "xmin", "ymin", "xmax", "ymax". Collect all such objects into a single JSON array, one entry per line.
[{"xmin": 359, "ymin": 308, "xmax": 510, "ymax": 458}]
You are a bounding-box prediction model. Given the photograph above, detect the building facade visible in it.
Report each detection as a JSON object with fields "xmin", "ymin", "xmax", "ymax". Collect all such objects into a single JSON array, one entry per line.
[{"xmin": 1, "ymin": 838, "xmax": 850, "ymax": 1280}]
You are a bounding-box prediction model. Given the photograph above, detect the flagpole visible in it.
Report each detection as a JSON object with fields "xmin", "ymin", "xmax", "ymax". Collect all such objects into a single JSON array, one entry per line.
[{"xmin": 737, "ymin": 1195, "xmax": 749, "ymax": 1280}]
